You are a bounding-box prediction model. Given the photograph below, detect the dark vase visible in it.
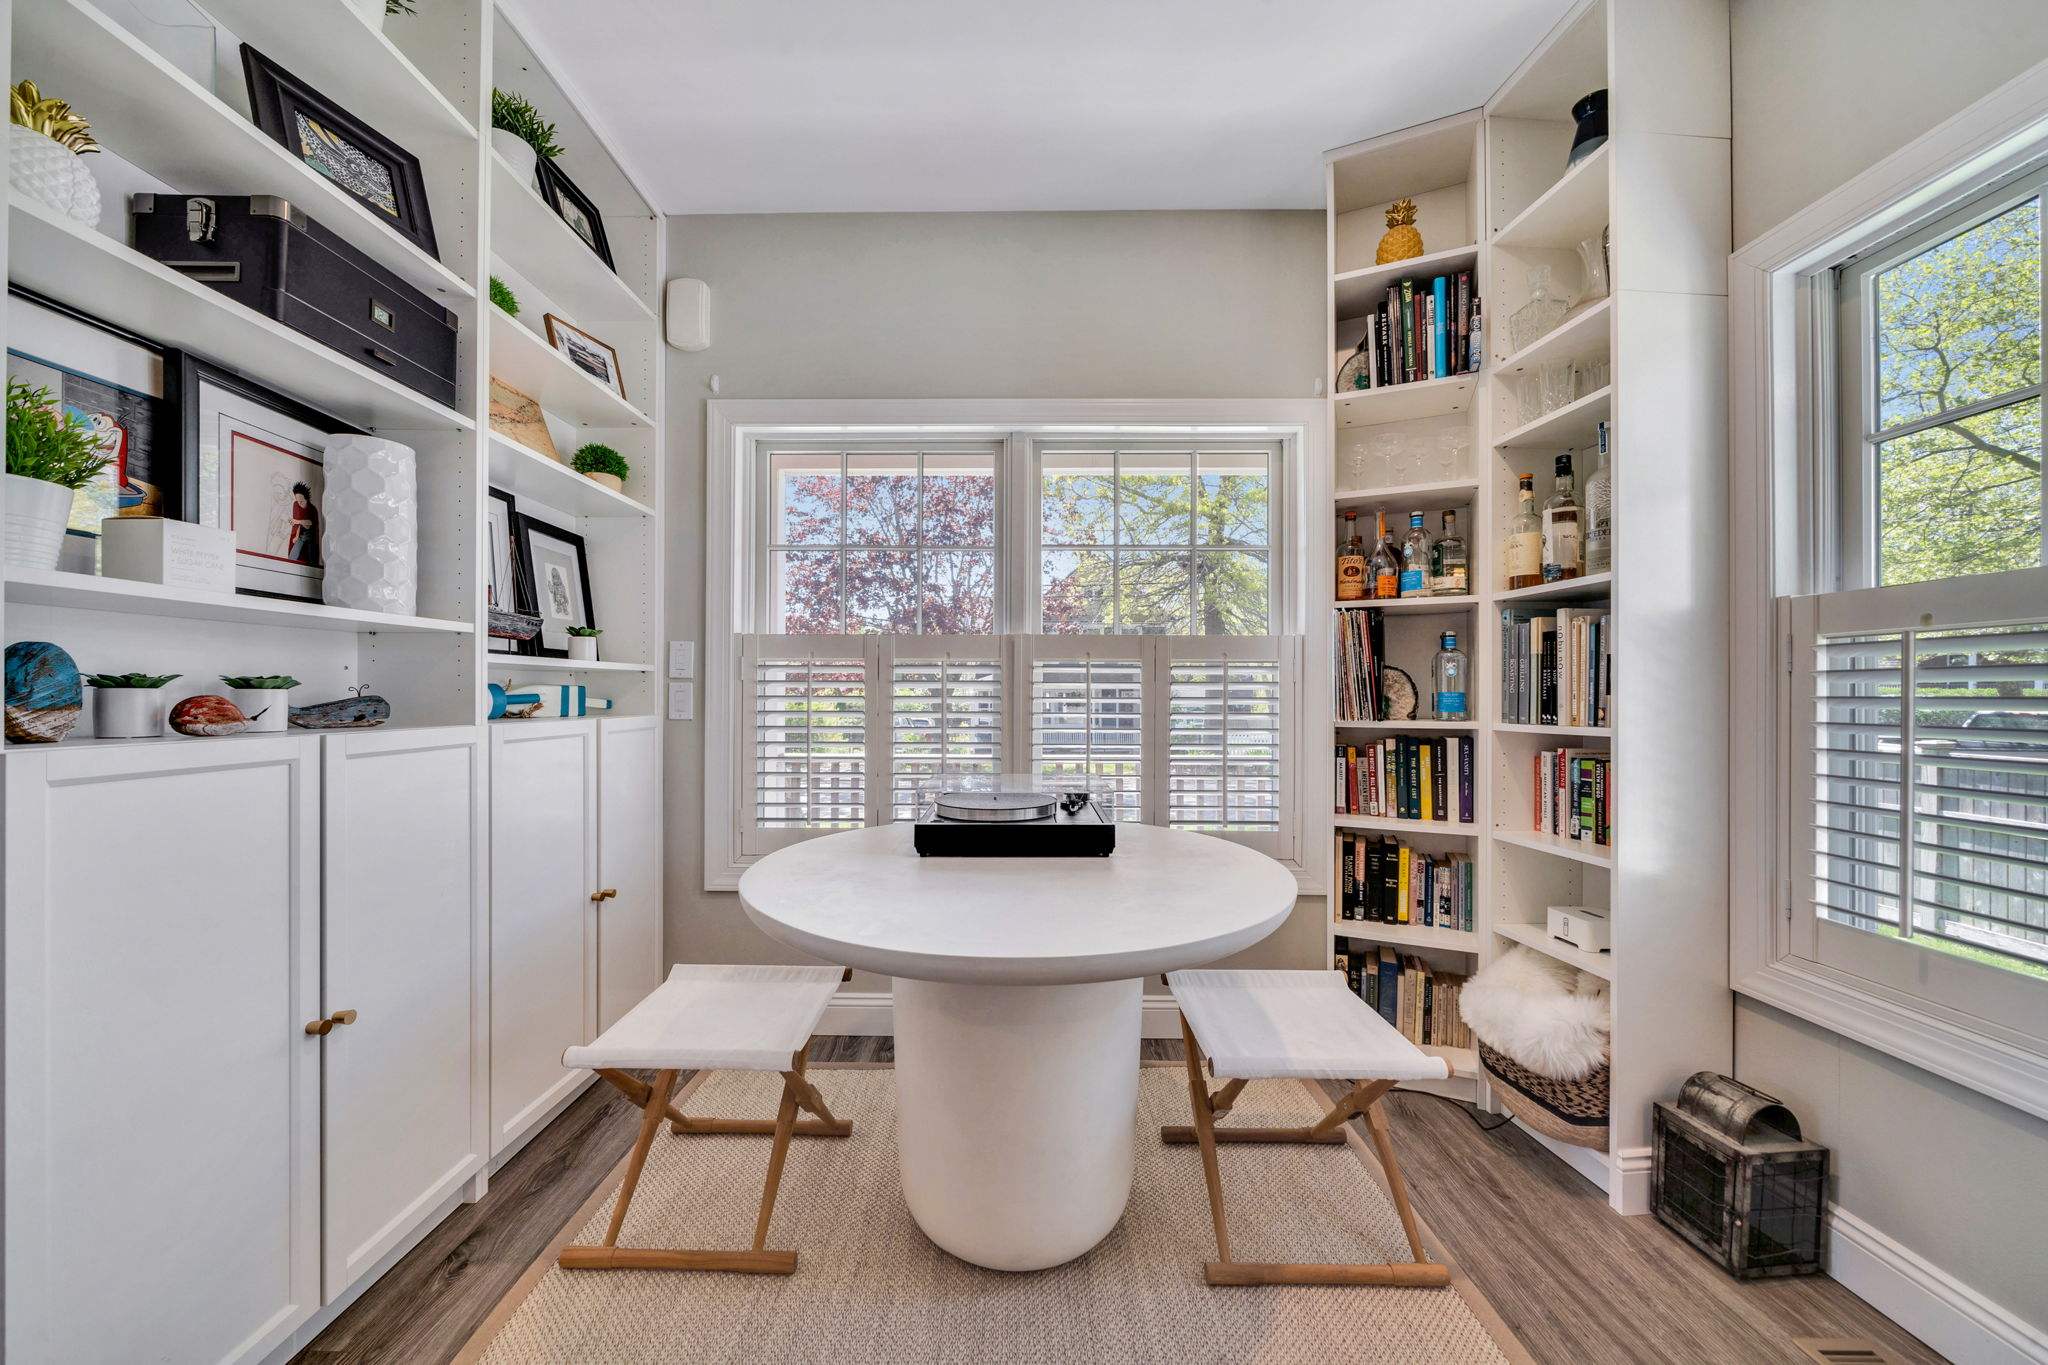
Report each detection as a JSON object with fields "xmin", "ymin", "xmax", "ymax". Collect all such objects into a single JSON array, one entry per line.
[{"xmin": 1567, "ymin": 89, "xmax": 1608, "ymax": 169}]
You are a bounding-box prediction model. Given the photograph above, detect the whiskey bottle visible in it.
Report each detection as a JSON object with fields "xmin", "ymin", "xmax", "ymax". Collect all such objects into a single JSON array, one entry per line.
[
  {"xmin": 1504, "ymin": 474, "xmax": 1542, "ymax": 590},
  {"xmin": 1542, "ymin": 451, "xmax": 1581, "ymax": 581},
  {"xmin": 1337, "ymin": 511, "xmax": 1366, "ymax": 601},
  {"xmin": 1370, "ymin": 510, "xmax": 1401, "ymax": 599}
]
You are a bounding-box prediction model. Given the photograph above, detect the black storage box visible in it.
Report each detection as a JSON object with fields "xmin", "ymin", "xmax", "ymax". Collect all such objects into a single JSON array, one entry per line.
[{"xmin": 130, "ymin": 194, "xmax": 459, "ymax": 409}]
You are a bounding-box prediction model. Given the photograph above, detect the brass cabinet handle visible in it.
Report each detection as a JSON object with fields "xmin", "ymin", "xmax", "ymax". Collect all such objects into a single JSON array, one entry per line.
[
  {"xmin": 591, "ymin": 888, "xmax": 618, "ymax": 902},
  {"xmin": 304, "ymin": 1009, "xmax": 360, "ymax": 1036}
]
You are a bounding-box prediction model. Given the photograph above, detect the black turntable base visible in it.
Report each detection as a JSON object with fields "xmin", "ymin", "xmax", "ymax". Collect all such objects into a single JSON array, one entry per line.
[{"xmin": 913, "ymin": 787, "xmax": 1116, "ymax": 857}]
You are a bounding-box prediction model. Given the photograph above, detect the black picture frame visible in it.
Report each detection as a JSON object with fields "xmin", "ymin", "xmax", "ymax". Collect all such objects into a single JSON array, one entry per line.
[
  {"xmin": 241, "ymin": 44, "xmax": 440, "ymax": 259},
  {"xmin": 514, "ymin": 511, "xmax": 596, "ymax": 657},
  {"xmin": 486, "ymin": 486, "xmax": 540, "ymax": 655},
  {"xmin": 536, "ymin": 158, "xmax": 614, "ymax": 271}
]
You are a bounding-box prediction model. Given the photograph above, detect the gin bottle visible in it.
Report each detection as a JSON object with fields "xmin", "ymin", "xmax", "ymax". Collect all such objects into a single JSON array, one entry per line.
[
  {"xmin": 1432, "ymin": 631, "xmax": 1469, "ymax": 721},
  {"xmin": 1583, "ymin": 420, "xmax": 1613, "ymax": 574},
  {"xmin": 1399, "ymin": 512, "xmax": 1432, "ymax": 598},
  {"xmin": 1432, "ymin": 510, "xmax": 1468, "ymax": 596}
]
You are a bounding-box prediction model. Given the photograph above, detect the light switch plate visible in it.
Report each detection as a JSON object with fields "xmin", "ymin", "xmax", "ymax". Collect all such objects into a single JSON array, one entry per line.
[
  {"xmin": 667, "ymin": 681, "xmax": 694, "ymax": 721},
  {"xmin": 668, "ymin": 640, "xmax": 695, "ymax": 679}
]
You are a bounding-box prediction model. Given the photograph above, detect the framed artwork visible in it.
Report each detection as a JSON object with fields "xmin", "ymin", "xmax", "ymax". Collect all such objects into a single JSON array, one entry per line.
[
  {"xmin": 536, "ymin": 158, "xmax": 613, "ymax": 271},
  {"xmin": 173, "ymin": 353, "xmax": 358, "ymax": 600},
  {"xmin": 240, "ymin": 44, "xmax": 439, "ymax": 259},
  {"xmin": 488, "ymin": 376, "xmax": 561, "ymax": 459},
  {"xmin": 515, "ymin": 512, "xmax": 595, "ymax": 656},
  {"xmin": 543, "ymin": 314, "xmax": 625, "ymax": 400},
  {"xmin": 6, "ymin": 287, "xmax": 174, "ymax": 547},
  {"xmin": 485, "ymin": 486, "xmax": 537, "ymax": 655}
]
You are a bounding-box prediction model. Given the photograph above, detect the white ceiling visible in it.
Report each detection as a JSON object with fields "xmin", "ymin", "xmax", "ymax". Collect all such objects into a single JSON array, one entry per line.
[{"xmin": 500, "ymin": 1, "xmax": 1574, "ymax": 215}]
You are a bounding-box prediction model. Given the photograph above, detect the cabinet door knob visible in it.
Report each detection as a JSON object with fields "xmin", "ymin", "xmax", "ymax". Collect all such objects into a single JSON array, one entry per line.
[
  {"xmin": 591, "ymin": 888, "xmax": 618, "ymax": 902},
  {"xmin": 305, "ymin": 1009, "xmax": 359, "ymax": 1036}
]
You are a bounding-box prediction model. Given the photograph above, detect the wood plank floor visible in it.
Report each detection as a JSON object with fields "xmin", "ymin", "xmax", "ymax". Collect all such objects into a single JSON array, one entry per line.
[{"xmin": 297, "ymin": 1037, "xmax": 1940, "ymax": 1364}]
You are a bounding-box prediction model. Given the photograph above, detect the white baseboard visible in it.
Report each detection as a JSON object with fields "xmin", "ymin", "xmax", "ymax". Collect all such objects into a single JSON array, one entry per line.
[
  {"xmin": 1826, "ymin": 1205, "xmax": 2048, "ymax": 1365},
  {"xmin": 817, "ymin": 990, "xmax": 1186, "ymax": 1040},
  {"xmin": 1611, "ymin": 1145, "xmax": 1652, "ymax": 1216}
]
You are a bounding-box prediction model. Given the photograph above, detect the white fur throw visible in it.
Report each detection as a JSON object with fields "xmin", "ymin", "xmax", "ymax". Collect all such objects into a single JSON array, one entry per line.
[{"xmin": 1458, "ymin": 947, "xmax": 1610, "ymax": 1081}]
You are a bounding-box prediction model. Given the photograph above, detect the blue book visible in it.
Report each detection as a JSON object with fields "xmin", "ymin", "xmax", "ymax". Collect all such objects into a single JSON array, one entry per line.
[
  {"xmin": 1433, "ymin": 276, "xmax": 1449, "ymax": 377},
  {"xmin": 1375, "ymin": 952, "xmax": 1401, "ymax": 1028}
]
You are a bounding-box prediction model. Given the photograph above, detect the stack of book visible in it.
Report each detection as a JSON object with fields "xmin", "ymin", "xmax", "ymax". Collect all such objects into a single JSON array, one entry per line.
[
  {"xmin": 1335, "ymin": 735, "xmax": 1474, "ymax": 824},
  {"xmin": 1334, "ymin": 607, "xmax": 1385, "ymax": 722},
  {"xmin": 1500, "ymin": 604, "xmax": 1612, "ymax": 727},
  {"xmin": 1533, "ymin": 747, "xmax": 1613, "ymax": 847},
  {"xmin": 1344, "ymin": 270, "xmax": 1481, "ymax": 389},
  {"xmin": 1338, "ymin": 834, "xmax": 1474, "ymax": 931},
  {"xmin": 1335, "ymin": 947, "xmax": 1472, "ymax": 1050}
]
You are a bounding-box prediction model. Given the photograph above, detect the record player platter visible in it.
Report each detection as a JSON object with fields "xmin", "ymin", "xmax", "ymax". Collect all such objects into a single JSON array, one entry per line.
[{"xmin": 915, "ymin": 778, "xmax": 1115, "ymax": 857}]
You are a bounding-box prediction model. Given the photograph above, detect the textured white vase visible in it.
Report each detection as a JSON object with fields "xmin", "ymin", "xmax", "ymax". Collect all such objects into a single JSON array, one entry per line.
[
  {"xmin": 4, "ymin": 473, "xmax": 76, "ymax": 570},
  {"xmin": 229, "ymin": 688, "xmax": 291, "ymax": 732},
  {"xmin": 321, "ymin": 436, "xmax": 418, "ymax": 616},
  {"xmin": 10, "ymin": 126, "xmax": 100, "ymax": 227},
  {"xmin": 492, "ymin": 129, "xmax": 539, "ymax": 187},
  {"xmin": 92, "ymin": 686, "xmax": 166, "ymax": 739}
]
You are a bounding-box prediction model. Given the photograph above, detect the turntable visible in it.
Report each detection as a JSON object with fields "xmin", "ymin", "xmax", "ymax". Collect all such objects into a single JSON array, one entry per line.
[{"xmin": 913, "ymin": 774, "xmax": 1116, "ymax": 857}]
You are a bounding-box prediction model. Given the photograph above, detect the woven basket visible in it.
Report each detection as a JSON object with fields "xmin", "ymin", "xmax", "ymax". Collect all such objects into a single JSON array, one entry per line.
[{"xmin": 1479, "ymin": 1041, "xmax": 1610, "ymax": 1151}]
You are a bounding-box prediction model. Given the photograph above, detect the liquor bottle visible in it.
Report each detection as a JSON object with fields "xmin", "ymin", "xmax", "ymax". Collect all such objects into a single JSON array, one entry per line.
[
  {"xmin": 1583, "ymin": 420, "xmax": 1613, "ymax": 574},
  {"xmin": 1432, "ymin": 631, "xmax": 1469, "ymax": 721},
  {"xmin": 1432, "ymin": 510, "xmax": 1468, "ymax": 596},
  {"xmin": 1369, "ymin": 510, "xmax": 1401, "ymax": 599},
  {"xmin": 1399, "ymin": 512, "xmax": 1432, "ymax": 597},
  {"xmin": 1504, "ymin": 473, "xmax": 1543, "ymax": 590},
  {"xmin": 1336, "ymin": 511, "xmax": 1366, "ymax": 601},
  {"xmin": 1542, "ymin": 451, "xmax": 1581, "ymax": 581}
]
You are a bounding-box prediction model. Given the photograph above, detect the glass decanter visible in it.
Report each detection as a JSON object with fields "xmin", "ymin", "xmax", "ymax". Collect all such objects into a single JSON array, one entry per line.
[{"xmin": 1507, "ymin": 265, "xmax": 1569, "ymax": 354}]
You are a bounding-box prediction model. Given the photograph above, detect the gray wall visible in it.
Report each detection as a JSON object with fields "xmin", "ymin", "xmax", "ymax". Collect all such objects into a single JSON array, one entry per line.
[
  {"xmin": 658, "ymin": 211, "xmax": 1327, "ymax": 987},
  {"xmin": 1729, "ymin": 0, "xmax": 2048, "ymax": 1333}
]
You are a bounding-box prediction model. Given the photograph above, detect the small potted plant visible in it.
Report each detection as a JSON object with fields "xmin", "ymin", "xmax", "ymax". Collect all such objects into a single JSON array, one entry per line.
[
  {"xmin": 10, "ymin": 80, "xmax": 101, "ymax": 227},
  {"xmin": 490, "ymin": 89, "xmax": 561, "ymax": 187},
  {"xmin": 489, "ymin": 274, "xmax": 519, "ymax": 317},
  {"xmin": 572, "ymin": 443, "xmax": 630, "ymax": 493},
  {"xmin": 566, "ymin": 626, "xmax": 601, "ymax": 662},
  {"xmin": 221, "ymin": 675, "xmax": 300, "ymax": 733},
  {"xmin": 7, "ymin": 378, "xmax": 110, "ymax": 570},
  {"xmin": 85, "ymin": 672, "xmax": 179, "ymax": 739}
]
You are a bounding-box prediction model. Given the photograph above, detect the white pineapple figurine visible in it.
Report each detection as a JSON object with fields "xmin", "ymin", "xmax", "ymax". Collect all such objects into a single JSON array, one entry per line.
[{"xmin": 10, "ymin": 80, "xmax": 101, "ymax": 228}]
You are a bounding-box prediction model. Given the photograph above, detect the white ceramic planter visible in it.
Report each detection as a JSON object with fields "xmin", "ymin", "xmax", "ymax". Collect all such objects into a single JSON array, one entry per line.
[
  {"xmin": 229, "ymin": 688, "xmax": 291, "ymax": 732},
  {"xmin": 10, "ymin": 125, "xmax": 100, "ymax": 227},
  {"xmin": 92, "ymin": 686, "xmax": 167, "ymax": 739},
  {"xmin": 567, "ymin": 635, "xmax": 600, "ymax": 662},
  {"xmin": 4, "ymin": 473, "xmax": 77, "ymax": 571},
  {"xmin": 492, "ymin": 129, "xmax": 539, "ymax": 187},
  {"xmin": 321, "ymin": 436, "xmax": 418, "ymax": 616}
]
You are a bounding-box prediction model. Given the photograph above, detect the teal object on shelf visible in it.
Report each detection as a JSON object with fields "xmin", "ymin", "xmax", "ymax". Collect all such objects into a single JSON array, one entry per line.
[{"xmin": 5, "ymin": 641, "xmax": 83, "ymax": 743}]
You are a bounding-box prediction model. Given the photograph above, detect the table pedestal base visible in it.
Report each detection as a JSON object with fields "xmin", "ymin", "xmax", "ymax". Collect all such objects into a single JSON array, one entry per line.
[{"xmin": 892, "ymin": 975, "xmax": 1141, "ymax": 1271}]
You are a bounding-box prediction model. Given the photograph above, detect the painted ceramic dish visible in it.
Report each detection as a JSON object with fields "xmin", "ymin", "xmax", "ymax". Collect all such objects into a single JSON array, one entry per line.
[{"xmin": 4, "ymin": 640, "xmax": 82, "ymax": 743}]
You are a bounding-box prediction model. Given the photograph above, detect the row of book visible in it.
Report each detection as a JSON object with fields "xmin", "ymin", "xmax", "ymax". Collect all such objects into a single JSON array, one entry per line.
[
  {"xmin": 1336, "ymin": 947, "xmax": 1472, "ymax": 1050},
  {"xmin": 1501, "ymin": 605, "xmax": 1612, "ymax": 728},
  {"xmin": 1335, "ymin": 736, "xmax": 1475, "ymax": 825},
  {"xmin": 1534, "ymin": 747, "xmax": 1613, "ymax": 847},
  {"xmin": 1345, "ymin": 271, "xmax": 1481, "ymax": 389},
  {"xmin": 1338, "ymin": 835, "xmax": 1475, "ymax": 931},
  {"xmin": 1334, "ymin": 606, "xmax": 1386, "ymax": 722}
]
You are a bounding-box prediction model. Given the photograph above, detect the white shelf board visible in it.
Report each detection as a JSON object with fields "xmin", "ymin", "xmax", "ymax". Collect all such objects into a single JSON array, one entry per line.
[
  {"xmin": 1332, "ymin": 919, "xmax": 1481, "ymax": 954},
  {"xmin": 1334, "ymin": 813, "xmax": 1478, "ymax": 836},
  {"xmin": 21, "ymin": 0, "xmax": 473, "ymax": 302},
  {"xmin": 1335, "ymin": 719, "xmax": 1478, "ymax": 733},
  {"xmin": 1488, "ymin": 0, "xmax": 1607, "ymax": 122},
  {"xmin": 487, "ymin": 656, "xmax": 652, "ymax": 674},
  {"xmin": 6, "ymin": 720, "xmax": 458, "ymax": 753},
  {"xmin": 1334, "ymin": 477, "xmax": 1478, "ymax": 515},
  {"xmin": 10, "ymin": 196, "xmax": 474, "ymax": 434},
  {"xmin": 487, "ymin": 434, "xmax": 654, "ymax": 518},
  {"xmin": 1335, "ymin": 373, "xmax": 1478, "ymax": 428},
  {"xmin": 1492, "ymin": 144, "xmax": 1610, "ymax": 253},
  {"xmin": 1493, "ymin": 920, "xmax": 1614, "ymax": 981},
  {"xmin": 5, "ymin": 566, "xmax": 474, "ymax": 635},
  {"xmin": 1495, "ymin": 385, "xmax": 1611, "ymax": 451},
  {"xmin": 1494, "ymin": 722, "xmax": 1612, "ymax": 738},
  {"xmin": 489, "ymin": 314, "xmax": 652, "ymax": 430},
  {"xmin": 1495, "ymin": 297, "xmax": 1612, "ymax": 377},
  {"xmin": 1334, "ymin": 594, "xmax": 1478, "ymax": 615},
  {"xmin": 1492, "ymin": 827, "xmax": 1613, "ymax": 868},
  {"xmin": 489, "ymin": 149, "xmax": 655, "ymax": 326},
  {"xmin": 1334, "ymin": 245, "xmax": 1480, "ymax": 318},
  {"xmin": 1493, "ymin": 571, "xmax": 1613, "ymax": 605}
]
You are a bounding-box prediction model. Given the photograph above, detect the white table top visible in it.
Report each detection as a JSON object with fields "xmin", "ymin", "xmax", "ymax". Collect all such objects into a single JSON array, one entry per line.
[{"xmin": 738, "ymin": 823, "xmax": 1297, "ymax": 986}]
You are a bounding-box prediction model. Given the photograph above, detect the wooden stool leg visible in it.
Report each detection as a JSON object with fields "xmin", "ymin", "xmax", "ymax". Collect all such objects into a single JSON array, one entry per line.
[
  {"xmin": 603, "ymin": 1068, "xmax": 677, "ymax": 1248},
  {"xmin": 1179, "ymin": 1015, "xmax": 1232, "ymax": 1263},
  {"xmin": 751, "ymin": 1073, "xmax": 802, "ymax": 1252},
  {"xmin": 1363, "ymin": 1096, "xmax": 1429, "ymax": 1263}
]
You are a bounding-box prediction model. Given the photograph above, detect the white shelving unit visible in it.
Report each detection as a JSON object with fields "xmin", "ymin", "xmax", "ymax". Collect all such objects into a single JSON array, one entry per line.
[{"xmin": 1322, "ymin": 0, "xmax": 1729, "ymax": 1211}]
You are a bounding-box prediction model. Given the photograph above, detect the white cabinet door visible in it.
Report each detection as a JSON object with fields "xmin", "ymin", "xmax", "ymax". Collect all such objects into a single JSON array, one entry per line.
[
  {"xmin": 597, "ymin": 715, "xmax": 663, "ymax": 1031},
  {"xmin": 320, "ymin": 726, "xmax": 486, "ymax": 1299},
  {"xmin": 489, "ymin": 719, "xmax": 598, "ymax": 1156},
  {"xmin": 5, "ymin": 738, "xmax": 321, "ymax": 1365}
]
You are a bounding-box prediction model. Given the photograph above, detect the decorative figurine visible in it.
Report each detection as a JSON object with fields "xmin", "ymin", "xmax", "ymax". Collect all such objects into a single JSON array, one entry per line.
[
  {"xmin": 288, "ymin": 684, "xmax": 391, "ymax": 730},
  {"xmin": 4, "ymin": 640, "xmax": 82, "ymax": 743},
  {"xmin": 1376, "ymin": 197, "xmax": 1424, "ymax": 264},
  {"xmin": 169, "ymin": 694, "xmax": 253, "ymax": 737}
]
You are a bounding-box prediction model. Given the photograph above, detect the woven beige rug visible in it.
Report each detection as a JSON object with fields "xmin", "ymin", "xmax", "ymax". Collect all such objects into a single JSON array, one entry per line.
[{"xmin": 462, "ymin": 1065, "xmax": 1524, "ymax": 1364}]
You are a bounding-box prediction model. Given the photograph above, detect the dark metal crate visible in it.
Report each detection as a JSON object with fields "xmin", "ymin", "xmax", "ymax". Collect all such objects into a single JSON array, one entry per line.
[{"xmin": 1652, "ymin": 1072, "xmax": 1829, "ymax": 1279}]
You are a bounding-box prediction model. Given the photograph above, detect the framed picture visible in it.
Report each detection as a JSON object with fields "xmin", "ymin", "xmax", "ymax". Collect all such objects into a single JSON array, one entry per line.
[
  {"xmin": 485, "ymin": 487, "xmax": 537, "ymax": 655},
  {"xmin": 515, "ymin": 512, "xmax": 595, "ymax": 656},
  {"xmin": 536, "ymin": 158, "xmax": 613, "ymax": 271},
  {"xmin": 240, "ymin": 44, "xmax": 439, "ymax": 259},
  {"xmin": 6, "ymin": 287, "xmax": 175, "ymax": 552},
  {"xmin": 488, "ymin": 376, "xmax": 561, "ymax": 459},
  {"xmin": 173, "ymin": 353, "xmax": 358, "ymax": 600},
  {"xmin": 543, "ymin": 314, "xmax": 625, "ymax": 400}
]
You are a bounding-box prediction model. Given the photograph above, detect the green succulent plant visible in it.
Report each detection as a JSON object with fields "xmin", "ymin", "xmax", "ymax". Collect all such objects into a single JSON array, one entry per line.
[
  {"xmin": 221, "ymin": 675, "xmax": 301, "ymax": 690},
  {"xmin": 489, "ymin": 274, "xmax": 519, "ymax": 316},
  {"xmin": 7, "ymin": 378, "xmax": 111, "ymax": 489},
  {"xmin": 491, "ymin": 89, "xmax": 562, "ymax": 161},
  {"xmin": 85, "ymin": 672, "xmax": 180, "ymax": 689},
  {"xmin": 566, "ymin": 626, "xmax": 602, "ymax": 637},
  {"xmin": 571, "ymin": 443, "xmax": 629, "ymax": 480}
]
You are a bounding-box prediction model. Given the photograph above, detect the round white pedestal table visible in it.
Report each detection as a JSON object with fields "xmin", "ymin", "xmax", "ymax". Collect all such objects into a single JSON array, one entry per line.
[{"xmin": 737, "ymin": 822, "xmax": 1295, "ymax": 1271}]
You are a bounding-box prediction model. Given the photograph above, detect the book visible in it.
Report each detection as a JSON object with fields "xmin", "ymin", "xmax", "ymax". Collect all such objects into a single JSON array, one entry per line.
[{"xmin": 1433, "ymin": 276, "xmax": 1449, "ymax": 378}]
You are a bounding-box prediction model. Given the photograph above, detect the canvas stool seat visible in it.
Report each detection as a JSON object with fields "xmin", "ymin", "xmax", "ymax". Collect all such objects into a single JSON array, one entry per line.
[
  {"xmin": 1163, "ymin": 968, "xmax": 1452, "ymax": 1287},
  {"xmin": 557, "ymin": 963, "xmax": 851, "ymax": 1276}
]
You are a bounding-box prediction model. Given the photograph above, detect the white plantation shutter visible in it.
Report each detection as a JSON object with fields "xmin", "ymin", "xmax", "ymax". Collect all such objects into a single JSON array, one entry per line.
[
  {"xmin": 889, "ymin": 648, "xmax": 1004, "ymax": 819},
  {"xmin": 741, "ymin": 636, "xmax": 881, "ymax": 854},
  {"xmin": 1166, "ymin": 643, "xmax": 1288, "ymax": 845},
  {"xmin": 1028, "ymin": 653, "xmax": 1148, "ymax": 822}
]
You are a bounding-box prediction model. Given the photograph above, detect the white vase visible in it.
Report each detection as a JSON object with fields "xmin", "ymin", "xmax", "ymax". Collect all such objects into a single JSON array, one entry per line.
[
  {"xmin": 10, "ymin": 125, "xmax": 100, "ymax": 227},
  {"xmin": 567, "ymin": 636, "xmax": 599, "ymax": 662},
  {"xmin": 4, "ymin": 473, "xmax": 77, "ymax": 571},
  {"xmin": 229, "ymin": 688, "xmax": 291, "ymax": 732},
  {"xmin": 321, "ymin": 436, "xmax": 418, "ymax": 616},
  {"xmin": 492, "ymin": 129, "xmax": 539, "ymax": 188},
  {"xmin": 93, "ymin": 686, "xmax": 166, "ymax": 739}
]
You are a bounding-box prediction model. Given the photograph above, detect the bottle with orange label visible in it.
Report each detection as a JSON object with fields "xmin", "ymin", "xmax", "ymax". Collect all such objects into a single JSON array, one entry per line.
[
  {"xmin": 1370, "ymin": 510, "xmax": 1401, "ymax": 599},
  {"xmin": 1336, "ymin": 511, "xmax": 1367, "ymax": 601}
]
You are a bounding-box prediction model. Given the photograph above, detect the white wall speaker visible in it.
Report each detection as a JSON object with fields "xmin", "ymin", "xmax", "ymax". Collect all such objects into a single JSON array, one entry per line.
[{"xmin": 665, "ymin": 277, "xmax": 711, "ymax": 351}]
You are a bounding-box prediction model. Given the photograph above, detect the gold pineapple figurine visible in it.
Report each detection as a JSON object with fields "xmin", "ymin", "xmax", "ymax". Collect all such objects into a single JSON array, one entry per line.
[
  {"xmin": 1376, "ymin": 197, "xmax": 1423, "ymax": 264},
  {"xmin": 10, "ymin": 81, "xmax": 100, "ymax": 155}
]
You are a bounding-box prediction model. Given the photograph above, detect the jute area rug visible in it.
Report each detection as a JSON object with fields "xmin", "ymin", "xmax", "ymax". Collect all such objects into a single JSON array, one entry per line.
[{"xmin": 461, "ymin": 1064, "xmax": 1527, "ymax": 1364}]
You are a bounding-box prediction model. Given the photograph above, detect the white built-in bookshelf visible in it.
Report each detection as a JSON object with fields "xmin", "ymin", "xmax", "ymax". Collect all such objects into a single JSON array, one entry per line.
[{"xmin": 1321, "ymin": 0, "xmax": 1729, "ymax": 1212}]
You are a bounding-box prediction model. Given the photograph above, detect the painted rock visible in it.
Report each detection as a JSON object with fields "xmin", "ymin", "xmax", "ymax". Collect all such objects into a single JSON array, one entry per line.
[
  {"xmin": 4, "ymin": 640, "xmax": 82, "ymax": 743},
  {"xmin": 169, "ymin": 694, "xmax": 251, "ymax": 737},
  {"xmin": 289, "ymin": 692, "xmax": 390, "ymax": 730}
]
